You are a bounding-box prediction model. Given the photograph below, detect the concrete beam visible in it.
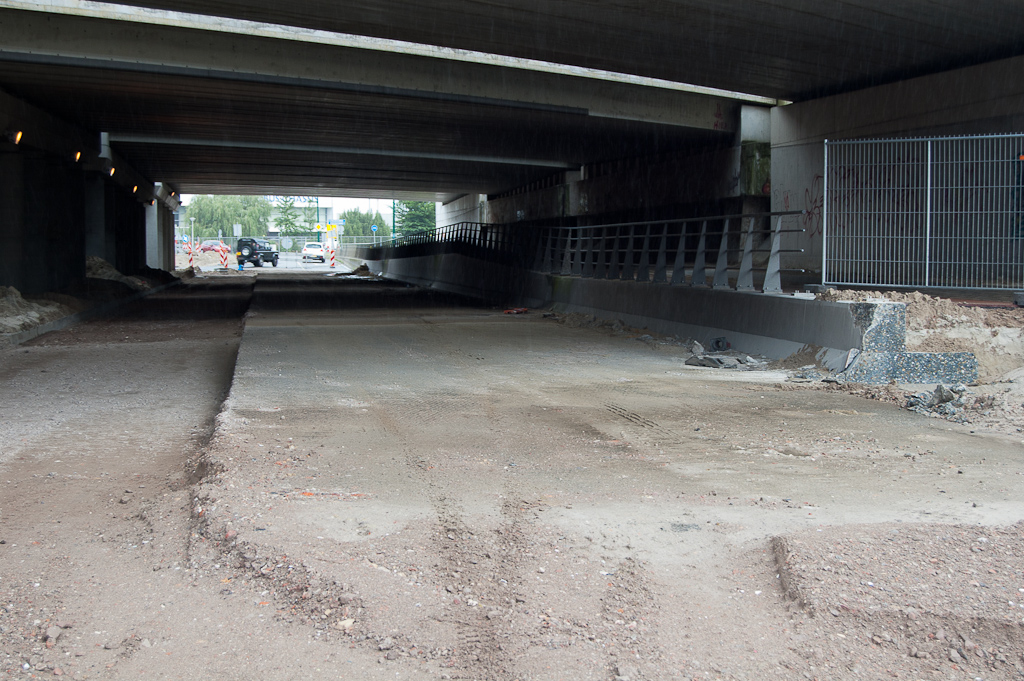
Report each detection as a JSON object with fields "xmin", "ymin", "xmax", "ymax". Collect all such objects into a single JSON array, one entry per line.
[
  {"xmin": 0, "ymin": 4, "xmax": 746, "ymax": 133},
  {"xmin": 0, "ymin": 87, "xmax": 94, "ymax": 164},
  {"xmin": 483, "ymin": 106, "xmax": 773, "ymax": 225},
  {"xmin": 0, "ymin": 89, "xmax": 180, "ymax": 211}
]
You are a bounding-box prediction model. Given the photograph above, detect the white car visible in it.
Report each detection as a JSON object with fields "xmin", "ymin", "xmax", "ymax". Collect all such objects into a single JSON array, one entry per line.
[{"xmin": 302, "ymin": 242, "xmax": 325, "ymax": 262}]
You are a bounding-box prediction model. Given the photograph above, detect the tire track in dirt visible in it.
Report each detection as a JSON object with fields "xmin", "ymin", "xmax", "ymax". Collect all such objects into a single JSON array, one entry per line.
[
  {"xmin": 403, "ymin": 437, "xmax": 519, "ymax": 678},
  {"xmin": 365, "ymin": 387, "xmax": 544, "ymax": 681},
  {"xmin": 605, "ymin": 402, "xmax": 680, "ymax": 447}
]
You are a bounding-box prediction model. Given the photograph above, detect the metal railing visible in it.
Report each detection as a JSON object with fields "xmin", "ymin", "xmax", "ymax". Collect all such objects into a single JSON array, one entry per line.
[
  {"xmin": 361, "ymin": 212, "xmax": 805, "ymax": 293},
  {"xmin": 824, "ymin": 133, "xmax": 1024, "ymax": 289}
]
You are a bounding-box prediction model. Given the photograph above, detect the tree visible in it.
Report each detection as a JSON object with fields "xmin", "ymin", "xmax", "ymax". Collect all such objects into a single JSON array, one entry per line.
[
  {"xmin": 337, "ymin": 208, "xmax": 390, "ymax": 237},
  {"xmin": 185, "ymin": 195, "xmax": 273, "ymax": 238},
  {"xmin": 275, "ymin": 196, "xmax": 302, "ymax": 235},
  {"xmin": 300, "ymin": 198, "xmax": 320, "ymax": 233},
  {"xmin": 395, "ymin": 201, "xmax": 436, "ymax": 234}
]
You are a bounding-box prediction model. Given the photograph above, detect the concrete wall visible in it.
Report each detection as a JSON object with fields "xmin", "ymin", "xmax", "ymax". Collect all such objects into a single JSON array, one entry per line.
[
  {"xmin": 771, "ymin": 55, "xmax": 1024, "ymax": 275},
  {"xmin": 437, "ymin": 194, "xmax": 486, "ymax": 227},
  {"xmin": 361, "ymin": 247, "xmax": 879, "ymax": 368}
]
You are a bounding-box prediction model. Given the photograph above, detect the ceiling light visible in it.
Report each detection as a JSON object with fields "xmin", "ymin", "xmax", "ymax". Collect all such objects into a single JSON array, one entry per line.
[
  {"xmin": 133, "ymin": 185, "xmax": 138, "ymax": 193},
  {"xmin": 74, "ymin": 151, "xmax": 82, "ymax": 162},
  {"xmin": 109, "ymin": 167, "xmax": 115, "ymax": 177},
  {"xmin": 5, "ymin": 130, "xmax": 22, "ymax": 144}
]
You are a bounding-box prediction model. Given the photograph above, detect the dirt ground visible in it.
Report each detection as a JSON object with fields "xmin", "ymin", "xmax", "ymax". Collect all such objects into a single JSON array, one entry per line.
[{"xmin": 1, "ymin": 275, "xmax": 1023, "ymax": 680}]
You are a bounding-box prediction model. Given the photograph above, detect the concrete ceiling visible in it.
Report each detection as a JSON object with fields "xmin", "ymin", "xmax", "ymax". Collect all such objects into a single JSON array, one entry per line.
[
  {"xmin": 1, "ymin": 1, "xmax": 1023, "ymax": 201},
  {"xmin": 84, "ymin": 0, "xmax": 1024, "ymax": 102}
]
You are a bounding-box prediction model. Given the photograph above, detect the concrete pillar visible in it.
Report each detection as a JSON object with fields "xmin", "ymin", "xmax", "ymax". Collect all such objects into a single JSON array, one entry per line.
[
  {"xmin": 84, "ymin": 173, "xmax": 116, "ymax": 264},
  {"xmin": 159, "ymin": 204, "xmax": 174, "ymax": 271},
  {"xmin": 145, "ymin": 200, "xmax": 159, "ymax": 269},
  {"xmin": 144, "ymin": 201, "xmax": 175, "ymax": 271},
  {"xmin": 143, "ymin": 199, "xmax": 175, "ymax": 270},
  {"xmin": 106, "ymin": 182, "xmax": 146, "ymax": 276},
  {"xmin": 0, "ymin": 151, "xmax": 28, "ymax": 291},
  {"xmin": 0, "ymin": 149, "xmax": 85, "ymax": 294}
]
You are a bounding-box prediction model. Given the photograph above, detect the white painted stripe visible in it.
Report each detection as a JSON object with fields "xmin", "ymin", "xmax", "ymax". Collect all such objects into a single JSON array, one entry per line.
[{"xmin": 0, "ymin": 0, "xmax": 780, "ymax": 106}]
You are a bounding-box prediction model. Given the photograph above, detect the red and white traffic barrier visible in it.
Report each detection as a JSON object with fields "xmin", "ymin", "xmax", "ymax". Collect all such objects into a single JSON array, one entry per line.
[
  {"xmin": 330, "ymin": 249, "xmax": 336, "ymax": 268},
  {"xmin": 187, "ymin": 242, "xmax": 194, "ymax": 268},
  {"xmin": 219, "ymin": 246, "xmax": 228, "ymax": 268}
]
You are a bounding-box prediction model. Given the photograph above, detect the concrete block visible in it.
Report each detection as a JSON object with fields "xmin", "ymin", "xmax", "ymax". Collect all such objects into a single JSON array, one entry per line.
[{"xmin": 843, "ymin": 351, "xmax": 977, "ymax": 385}]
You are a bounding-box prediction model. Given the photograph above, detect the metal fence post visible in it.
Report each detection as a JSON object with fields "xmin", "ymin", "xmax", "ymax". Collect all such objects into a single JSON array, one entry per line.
[
  {"xmin": 560, "ymin": 231, "xmax": 573, "ymax": 275},
  {"xmin": 712, "ymin": 219, "xmax": 731, "ymax": 288},
  {"xmin": 691, "ymin": 220, "xmax": 708, "ymax": 286},
  {"xmin": 736, "ymin": 217, "xmax": 756, "ymax": 290},
  {"xmin": 822, "ymin": 139, "xmax": 829, "ymax": 285},
  {"xmin": 581, "ymin": 231, "xmax": 594, "ymax": 278},
  {"xmin": 925, "ymin": 139, "xmax": 933, "ymax": 287},
  {"xmin": 571, "ymin": 230, "xmax": 582, "ymax": 276},
  {"xmin": 592, "ymin": 227, "xmax": 608, "ymax": 279},
  {"xmin": 620, "ymin": 226, "xmax": 636, "ymax": 281},
  {"xmin": 636, "ymin": 225, "xmax": 652, "ymax": 283},
  {"xmin": 670, "ymin": 222, "xmax": 688, "ymax": 285},
  {"xmin": 652, "ymin": 224, "xmax": 668, "ymax": 284},
  {"xmin": 762, "ymin": 216, "xmax": 784, "ymax": 293}
]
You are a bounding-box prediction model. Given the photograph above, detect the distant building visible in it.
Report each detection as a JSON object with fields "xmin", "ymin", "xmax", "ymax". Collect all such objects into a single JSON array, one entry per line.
[{"xmin": 266, "ymin": 200, "xmax": 332, "ymax": 236}]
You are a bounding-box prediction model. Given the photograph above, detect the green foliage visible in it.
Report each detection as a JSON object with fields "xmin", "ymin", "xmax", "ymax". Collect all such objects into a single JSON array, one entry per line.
[
  {"xmin": 337, "ymin": 208, "xmax": 390, "ymax": 237},
  {"xmin": 395, "ymin": 201, "xmax": 436, "ymax": 234},
  {"xmin": 275, "ymin": 196, "xmax": 303, "ymax": 235},
  {"xmin": 184, "ymin": 195, "xmax": 273, "ymax": 239}
]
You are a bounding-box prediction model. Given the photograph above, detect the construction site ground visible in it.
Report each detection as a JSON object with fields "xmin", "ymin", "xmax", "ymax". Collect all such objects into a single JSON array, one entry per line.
[{"xmin": 1, "ymin": 272, "xmax": 1023, "ymax": 681}]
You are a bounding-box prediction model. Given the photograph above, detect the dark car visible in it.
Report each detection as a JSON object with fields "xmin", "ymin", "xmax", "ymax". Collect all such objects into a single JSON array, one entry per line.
[{"xmin": 236, "ymin": 238, "xmax": 279, "ymax": 267}]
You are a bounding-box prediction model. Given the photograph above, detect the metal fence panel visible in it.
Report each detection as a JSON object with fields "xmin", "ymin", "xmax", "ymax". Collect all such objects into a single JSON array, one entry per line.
[{"xmin": 825, "ymin": 134, "xmax": 1024, "ymax": 289}]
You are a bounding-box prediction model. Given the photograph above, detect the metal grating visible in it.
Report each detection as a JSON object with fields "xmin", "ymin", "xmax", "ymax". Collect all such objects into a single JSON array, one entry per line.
[{"xmin": 824, "ymin": 134, "xmax": 1024, "ymax": 289}]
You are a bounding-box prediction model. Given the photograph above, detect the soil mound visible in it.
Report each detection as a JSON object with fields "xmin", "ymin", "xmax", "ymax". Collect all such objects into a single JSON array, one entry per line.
[{"xmin": 0, "ymin": 286, "xmax": 72, "ymax": 335}]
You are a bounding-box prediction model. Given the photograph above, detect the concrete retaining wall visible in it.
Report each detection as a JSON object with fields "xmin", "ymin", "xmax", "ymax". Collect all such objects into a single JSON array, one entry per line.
[{"xmin": 358, "ymin": 248, "xmax": 977, "ymax": 383}]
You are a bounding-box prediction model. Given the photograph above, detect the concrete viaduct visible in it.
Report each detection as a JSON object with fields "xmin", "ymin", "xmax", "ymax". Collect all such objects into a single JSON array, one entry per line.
[{"xmin": 3, "ymin": 0, "xmax": 1024, "ymax": 298}]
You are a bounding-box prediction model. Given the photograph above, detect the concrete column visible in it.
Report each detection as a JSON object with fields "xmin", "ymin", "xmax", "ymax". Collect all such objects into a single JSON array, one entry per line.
[
  {"xmin": 0, "ymin": 151, "xmax": 28, "ymax": 291},
  {"xmin": 108, "ymin": 182, "xmax": 146, "ymax": 276},
  {"xmin": 159, "ymin": 204, "xmax": 174, "ymax": 271},
  {"xmin": 145, "ymin": 200, "xmax": 159, "ymax": 269},
  {"xmin": 144, "ymin": 201, "xmax": 175, "ymax": 271},
  {"xmin": 0, "ymin": 150, "xmax": 85, "ymax": 294},
  {"xmin": 84, "ymin": 173, "xmax": 116, "ymax": 264}
]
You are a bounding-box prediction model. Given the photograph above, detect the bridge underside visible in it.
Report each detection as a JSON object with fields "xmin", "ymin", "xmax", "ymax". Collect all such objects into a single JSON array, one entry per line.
[{"xmin": 1, "ymin": 1, "xmax": 1024, "ymax": 293}]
